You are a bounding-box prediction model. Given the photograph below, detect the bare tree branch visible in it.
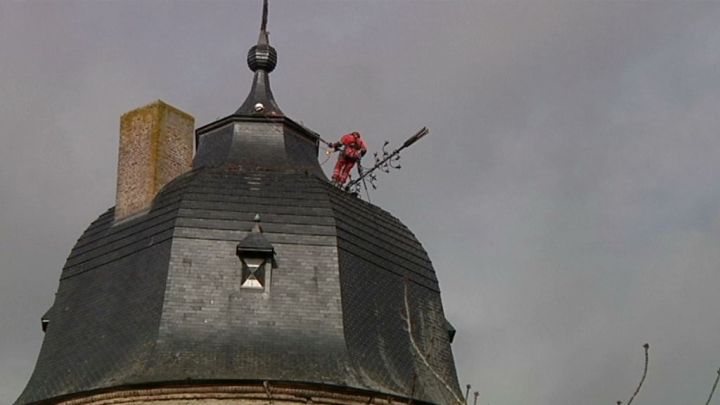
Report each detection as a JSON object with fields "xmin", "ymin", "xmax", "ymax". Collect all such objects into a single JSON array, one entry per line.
[
  {"xmin": 705, "ymin": 367, "xmax": 720, "ymax": 405},
  {"xmin": 626, "ymin": 343, "xmax": 650, "ymax": 405},
  {"xmin": 402, "ymin": 281, "xmax": 464, "ymax": 405}
]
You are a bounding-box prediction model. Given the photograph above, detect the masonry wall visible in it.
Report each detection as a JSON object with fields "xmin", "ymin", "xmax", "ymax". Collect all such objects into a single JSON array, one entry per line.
[
  {"xmin": 56, "ymin": 384, "xmax": 419, "ymax": 405},
  {"xmin": 116, "ymin": 100, "xmax": 194, "ymax": 221}
]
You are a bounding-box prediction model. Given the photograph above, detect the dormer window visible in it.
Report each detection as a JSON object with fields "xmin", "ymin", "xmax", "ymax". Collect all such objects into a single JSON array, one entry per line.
[
  {"xmin": 39, "ymin": 307, "xmax": 52, "ymax": 333},
  {"xmin": 236, "ymin": 216, "xmax": 275, "ymax": 291},
  {"xmin": 239, "ymin": 255, "xmax": 268, "ymax": 289}
]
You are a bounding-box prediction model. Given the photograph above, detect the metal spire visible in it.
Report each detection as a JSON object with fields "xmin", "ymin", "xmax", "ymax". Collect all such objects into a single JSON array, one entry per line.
[
  {"xmin": 236, "ymin": 0, "xmax": 283, "ymax": 116},
  {"xmin": 260, "ymin": 0, "xmax": 268, "ymax": 32}
]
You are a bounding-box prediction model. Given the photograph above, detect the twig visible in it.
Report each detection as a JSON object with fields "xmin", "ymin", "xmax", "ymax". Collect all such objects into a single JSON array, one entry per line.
[
  {"xmin": 626, "ymin": 343, "xmax": 650, "ymax": 405},
  {"xmin": 402, "ymin": 281, "xmax": 464, "ymax": 405},
  {"xmin": 705, "ymin": 368, "xmax": 720, "ymax": 405}
]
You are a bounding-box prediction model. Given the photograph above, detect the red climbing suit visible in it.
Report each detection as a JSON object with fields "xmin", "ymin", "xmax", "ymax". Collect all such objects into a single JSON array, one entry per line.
[{"xmin": 332, "ymin": 132, "xmax": 368, "ymax": 185}]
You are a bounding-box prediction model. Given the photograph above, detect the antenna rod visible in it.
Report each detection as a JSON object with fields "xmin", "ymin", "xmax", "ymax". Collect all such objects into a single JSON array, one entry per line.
[
  {"xmin": 345, "ymin": 127, "xmax": 429, "ymax": 190},
  {"xmin": 356, "ymin": 163, "xmax": 372, "ymax": 202},
  {"xmin": 261, "ymin": 0, "xmax": 269, "ymax": 32}
]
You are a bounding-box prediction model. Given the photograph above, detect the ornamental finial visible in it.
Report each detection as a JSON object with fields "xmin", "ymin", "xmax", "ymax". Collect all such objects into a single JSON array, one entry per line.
[{"xmin": 236, "ymin": 0, "xmax": 283, "ymax": 116}]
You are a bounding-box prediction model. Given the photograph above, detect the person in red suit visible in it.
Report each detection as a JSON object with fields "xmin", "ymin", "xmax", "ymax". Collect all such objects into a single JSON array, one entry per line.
[{"xmin": 330, "ymin": 131, "xmax": 368, "ymax": 185}]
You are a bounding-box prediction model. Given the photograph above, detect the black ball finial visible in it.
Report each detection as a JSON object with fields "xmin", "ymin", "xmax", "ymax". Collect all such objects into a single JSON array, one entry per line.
[
  {"xmin": 247, "ymin": 0, "xmax": 276, "ymax": 73},
  {"xmin": 247, "ymin": 43, "xmax": 277, "ymax": 72}
]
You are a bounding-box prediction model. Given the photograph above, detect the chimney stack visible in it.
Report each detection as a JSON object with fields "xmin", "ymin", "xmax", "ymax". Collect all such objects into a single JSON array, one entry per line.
[{"xmin": 115, "ymin": 100, "xmax": 194, "ymax": 222}]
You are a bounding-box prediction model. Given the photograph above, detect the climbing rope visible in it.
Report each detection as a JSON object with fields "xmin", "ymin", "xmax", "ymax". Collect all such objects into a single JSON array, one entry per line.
[{"xmin": 320, "ymin": 148, "xmax": 338, "ymax": 166}]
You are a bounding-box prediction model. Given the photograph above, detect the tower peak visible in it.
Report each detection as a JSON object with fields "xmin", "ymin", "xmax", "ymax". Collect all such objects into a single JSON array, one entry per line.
[{"xmin": 236, "ymin": 0, "xmax": 283, "ymax": 116}]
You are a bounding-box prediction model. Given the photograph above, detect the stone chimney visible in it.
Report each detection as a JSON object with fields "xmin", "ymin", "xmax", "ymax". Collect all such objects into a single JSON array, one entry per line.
[{"xmin": 115, "ymin": 100, "xmax": 194, "ymax": 222}]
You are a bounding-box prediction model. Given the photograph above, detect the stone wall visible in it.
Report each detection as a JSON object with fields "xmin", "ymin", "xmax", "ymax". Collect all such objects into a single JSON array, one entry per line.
[
  {"xmin": 115, "ymin": 100, "xmax": 194, "ymax": 221},
  {"xmin": 56, "ymin": 384, "xmax": 418, "ymax": 405}
]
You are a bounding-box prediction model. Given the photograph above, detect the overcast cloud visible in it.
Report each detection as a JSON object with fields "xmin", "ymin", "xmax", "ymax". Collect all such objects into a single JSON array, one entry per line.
[{"xmin": 2, "ymin": 1, "xmax": 720, "ymax": 404}]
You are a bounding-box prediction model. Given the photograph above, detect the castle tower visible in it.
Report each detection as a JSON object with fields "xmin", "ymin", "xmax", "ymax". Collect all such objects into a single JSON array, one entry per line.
[{"xmin": 16, "ymin": 3, "xmax": 462, "ymax": 404}]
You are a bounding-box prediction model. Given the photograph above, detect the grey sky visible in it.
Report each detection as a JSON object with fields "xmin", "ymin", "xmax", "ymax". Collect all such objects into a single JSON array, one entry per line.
[{"xmin": 2, "ymin": 1, "xmax": 720, "ymax": 404}]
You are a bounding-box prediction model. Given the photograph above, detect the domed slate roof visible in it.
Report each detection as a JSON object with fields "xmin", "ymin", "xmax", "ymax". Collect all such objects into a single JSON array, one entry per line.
[
  {"xmin": 16, "ymin": 3, "xmax": 461, "ymax": 404},
  {"xmin": 17, "ymin": 130, "xmax": 460, "ymax": 404}
]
